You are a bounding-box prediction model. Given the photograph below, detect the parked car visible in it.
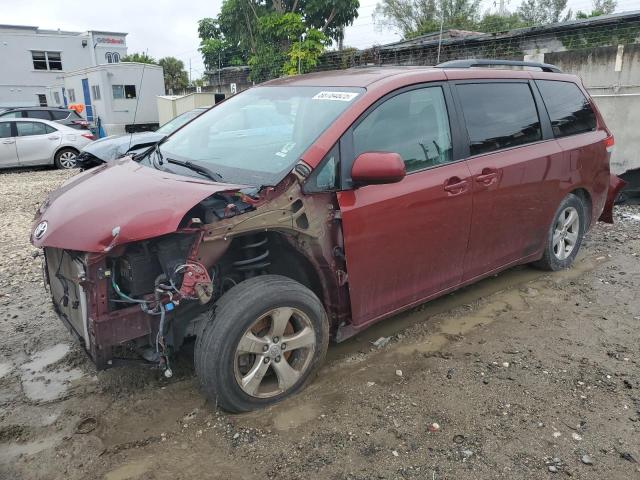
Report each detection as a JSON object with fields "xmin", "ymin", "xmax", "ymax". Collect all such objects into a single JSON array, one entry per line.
[
  {"xmin": 75, "ymin": 107, "xmax": 209, "ymax": 169},
  {"xmin": 31, "ymin": 60, "xmax": 624, "ymax": 412},
  {"xmin": 0, "ymin": 107, "xmax": 90, "ymax": 130},
  {"xmin": 0, "ymin": 118, "xmax": 94, "ymax": 169}
]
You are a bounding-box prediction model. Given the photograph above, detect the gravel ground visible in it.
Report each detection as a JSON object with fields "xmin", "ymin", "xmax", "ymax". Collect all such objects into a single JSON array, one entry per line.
[{"xmin": 1, "ymin": 168, "xmax": 639, "ymax": 480}]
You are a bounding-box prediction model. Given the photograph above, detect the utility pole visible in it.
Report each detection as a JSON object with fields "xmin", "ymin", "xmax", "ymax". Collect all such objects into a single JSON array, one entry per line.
[{"xmin": 189, "ymin": 58, "xmax": 192, "ymax": 85}]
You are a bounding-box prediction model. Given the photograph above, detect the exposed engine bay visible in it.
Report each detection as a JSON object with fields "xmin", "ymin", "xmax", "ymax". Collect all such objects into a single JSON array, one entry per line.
[{"xmin": 41, "ymin": 174, "xmax": 348, "ymax": 374}]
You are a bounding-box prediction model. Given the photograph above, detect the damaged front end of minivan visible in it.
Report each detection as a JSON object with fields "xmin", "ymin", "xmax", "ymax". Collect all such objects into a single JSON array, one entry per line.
[{"xmin": 32, "ymin": 158, "xmax": 349, "ymax": 375}]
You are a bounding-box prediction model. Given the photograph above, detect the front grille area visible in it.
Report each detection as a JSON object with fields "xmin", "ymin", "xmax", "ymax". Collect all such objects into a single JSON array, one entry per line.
[{"xmin": 44, "ymin": 248, "xmax": 89, "ymax": 345}]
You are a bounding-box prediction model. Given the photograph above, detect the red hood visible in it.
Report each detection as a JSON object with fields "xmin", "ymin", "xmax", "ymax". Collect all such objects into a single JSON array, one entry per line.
[{"xmin": 31, "ymin": 158, "xmax": 243, "ymax": 252}]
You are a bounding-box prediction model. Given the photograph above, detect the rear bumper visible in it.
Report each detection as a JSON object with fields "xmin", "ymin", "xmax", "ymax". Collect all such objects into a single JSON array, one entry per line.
[{"xmin": 598, "ymin": 174, "xmax": 627, "ymax": 223}]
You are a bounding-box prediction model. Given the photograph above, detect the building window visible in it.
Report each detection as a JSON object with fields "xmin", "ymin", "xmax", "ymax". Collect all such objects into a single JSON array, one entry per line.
[
  {"xmin": 91, "ymin": 85, "xmax": 101, "ymax": 100},
  {"xmin": 68, "ymin": 89, "xmax": 76, "ymax": 103},
  {"xmin": 53, "ymin": 91, "xmax": 61, "ymax": 105},
  {"xmin": 37, "ymin": 94, "xmax": 48, "ymax": 107},
  {"xmin": 105, "ymin": 52, "xmax": 113, "ymax": 63},
  {"xmin": 112, "ymin": 84, "xmax": 136, "ymax": 99},
  {"xmin": 113, "ymin": 52, "xmax": 120, "ymax": 62},
  {"xmin": 32, "ymin": 51, "xmax": 62, "ymax": 71}
]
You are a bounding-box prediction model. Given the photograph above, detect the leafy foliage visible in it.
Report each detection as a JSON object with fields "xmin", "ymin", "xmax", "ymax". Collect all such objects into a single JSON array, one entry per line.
[
  {"xmin": 576, "ymin": 0, "xmax": 616, "ymax": 19},
  {"xmin": 158, "ymin": 57, "xmax": 189, "ymax": 93},
  {"xmin": 374, "ymin": 0, "xmax": 617, "ymax": 39},
  {"xmin": 198, "ymin": 0, "xmax": 357, "ymax": 81},
  {"xmin": 121, "ymin": 52, "xmax": 157, "ymax": 64},
  {"xmin": 517, "ymin": 0, "xmax": 572, "ymax": 25}
]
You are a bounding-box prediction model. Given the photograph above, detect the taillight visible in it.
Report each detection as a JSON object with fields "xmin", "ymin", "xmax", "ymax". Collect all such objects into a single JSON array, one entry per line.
[
  {"xmin": 82, "ymin": 133, "xmax": 95, "ymax": 140},
  {"xmin": 72, "ymin": 120, "xmax": 90, "ymax": 127},
  {"xmin": 604, "ymin": 135, "xmax": 615, "ymax": 153}
]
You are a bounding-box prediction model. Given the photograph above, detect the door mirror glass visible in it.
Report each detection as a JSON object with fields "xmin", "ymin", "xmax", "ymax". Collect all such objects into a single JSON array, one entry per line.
[{"xmin": 351, "ymin": 151, "xmax": 405, "ymax": 186}]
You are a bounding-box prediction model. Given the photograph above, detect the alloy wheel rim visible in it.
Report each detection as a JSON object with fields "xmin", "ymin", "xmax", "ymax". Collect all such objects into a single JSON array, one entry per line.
[
  {"xmin": 553, "ymin": 206, "xmax": 579, "ymax": 260},
  {"xmin": 59, "ymin": 151, "xmax": 77, "ymax": 169},
  {"xmin": 233, "ymin": 307, "xmax": 316, "ymax": 398}
]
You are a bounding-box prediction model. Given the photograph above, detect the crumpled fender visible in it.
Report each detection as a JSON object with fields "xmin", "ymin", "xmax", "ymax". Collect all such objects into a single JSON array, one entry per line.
[
  {"xmin": 31, "ymin": 158, "xmax": 243, "ymax": 252},
  {"xmin": 598, "ymin": 174, "xmax": 626, "ymax": 224}
]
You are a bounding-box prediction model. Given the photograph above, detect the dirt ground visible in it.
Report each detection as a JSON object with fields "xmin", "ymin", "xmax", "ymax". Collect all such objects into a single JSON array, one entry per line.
[{"xmin": 1, "ymin": 168, "xmax": 639, "ymax": 480}]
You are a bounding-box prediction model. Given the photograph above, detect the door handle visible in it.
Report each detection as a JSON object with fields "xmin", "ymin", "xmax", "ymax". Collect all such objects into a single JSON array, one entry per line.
[
  {"xmin": 48, "ymin": 136, "xmax": 61, "ymax": 140},
  {"xmin": 2, "ymin": 139, "xmax": 15, "ymax": 144},
  {"xmin": 443, "ymin": 177, "xmax": 468, "ymax": 195},
  {"xmin": 475, "ymin": 168, "xmax": 499, "ymax": 185}
]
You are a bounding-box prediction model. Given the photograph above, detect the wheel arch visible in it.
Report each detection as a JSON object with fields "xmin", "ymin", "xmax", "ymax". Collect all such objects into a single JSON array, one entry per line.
[{"xmin": 569, "ymin": 187, "xmax": 593, "ymax": 229}]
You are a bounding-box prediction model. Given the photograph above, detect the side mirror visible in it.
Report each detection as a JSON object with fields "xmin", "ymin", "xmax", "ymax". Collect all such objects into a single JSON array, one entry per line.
[{"xmin": 351, "ymin": 152, "xmax": 406, "ymax": 186}]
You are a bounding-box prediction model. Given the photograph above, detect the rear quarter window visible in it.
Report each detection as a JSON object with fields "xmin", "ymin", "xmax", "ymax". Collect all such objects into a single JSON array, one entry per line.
[
  {"xmin": 535, "ymin": 80, "xmax": 596, "ymax": 138},
  {"xmin": 456, "ymin": 82, "xmax": 542, "ymax": 156},
  {"xmin": 51, "ymin": 110, "xmax": 70, "ymax": 120},
  {"xmin": 25, "ymin": 110, "xmax": 52, "ymax": 120}
]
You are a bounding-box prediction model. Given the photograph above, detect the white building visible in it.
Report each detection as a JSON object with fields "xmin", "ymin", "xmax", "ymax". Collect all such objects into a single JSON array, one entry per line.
[
  {"xmin": 64, "ymin": 63, "xmax": 165, "ymax": 136},
  {"xmin": 0, "ymin": 24, "xmax": 128, "ymax": 108}
]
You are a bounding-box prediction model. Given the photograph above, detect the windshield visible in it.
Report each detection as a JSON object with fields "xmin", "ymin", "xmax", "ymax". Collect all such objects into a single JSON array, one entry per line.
[
  {"xmin": 153, "ymin": 86, "xmax": 364, "ymax": 186},
  {"xmin": 156, "ymin": 109, "xmax": 207, "ymax": 135}
]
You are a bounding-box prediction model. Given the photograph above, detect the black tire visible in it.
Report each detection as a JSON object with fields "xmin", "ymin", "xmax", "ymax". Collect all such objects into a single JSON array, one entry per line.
[
  {"xmin": 195, "ymin": 275, "xmax": 329, "ymax": 413},
  {"xmin": 533, "ymin": 193, "xmax": 586, "ymax": 271},
  {"xmin": 54, "ymin": 148, "xmax": 79, "ymax": 169}
]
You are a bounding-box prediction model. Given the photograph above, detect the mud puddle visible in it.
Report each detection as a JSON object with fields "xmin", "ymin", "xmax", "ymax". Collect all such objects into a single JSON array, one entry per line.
[
  {"xmin": 244, "ymin": 253, "xmax": 607, "ymax": 434},
  {"xmin": 19, "ymin": 343, "xmax": 85, "ymax": 402},
  {"xmin": 329, "ymin": 253, "xmax": 606, "ymax": 361}
]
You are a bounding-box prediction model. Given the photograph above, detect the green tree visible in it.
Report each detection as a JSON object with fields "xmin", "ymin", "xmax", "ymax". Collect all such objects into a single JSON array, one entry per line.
[
  {"xmin": 374, "ymin": 0, "xmax": 481, "ymax": 38},
  {"xmin": 576, "ymin": 0, "xmax": 616, "ymax": 18},
  {"xmin": 121, "ymin": 52, "xmax": 157, "ymax": 64},
  {"xmin": 198, "ymin": 0, "xmax": 358, "ymax": 80},
  {"xmin": 517, "ymin": 0, "xmax": 572, "ymax": 25},
  {"xmin": 158, "ymin": 57, "xmax": 189, "ymax": 93}
]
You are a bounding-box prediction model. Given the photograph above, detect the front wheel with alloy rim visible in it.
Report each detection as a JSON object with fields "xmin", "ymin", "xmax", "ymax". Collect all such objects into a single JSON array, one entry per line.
[
  {"xmin": 195, "ymin": 275, "xmax": 329, "ymax": 412},
  {"xmin": 54, "ymin": 148, "xmax": 78, "ymax": 169},
  {"xmin": 533, "ymin": 193, "xmax": 586, "ymax": 271}
]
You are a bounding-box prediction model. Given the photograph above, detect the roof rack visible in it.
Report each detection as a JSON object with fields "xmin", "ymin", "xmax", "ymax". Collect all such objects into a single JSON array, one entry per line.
[{"xmin": 436, "ymin": 59, "xmax": 562, "ymax": 73}]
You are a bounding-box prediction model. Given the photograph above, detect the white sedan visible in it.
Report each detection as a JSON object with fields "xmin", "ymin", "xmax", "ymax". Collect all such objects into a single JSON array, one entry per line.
[{"xmin": 0, "ymin": 118, "xmax": 95, "ymax": 170}]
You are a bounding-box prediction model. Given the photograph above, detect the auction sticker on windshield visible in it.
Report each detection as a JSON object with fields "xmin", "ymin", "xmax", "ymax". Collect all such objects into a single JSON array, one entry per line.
[{"xmin": 312, "ymin": 91, "xmax": 359, "ymax": 102}]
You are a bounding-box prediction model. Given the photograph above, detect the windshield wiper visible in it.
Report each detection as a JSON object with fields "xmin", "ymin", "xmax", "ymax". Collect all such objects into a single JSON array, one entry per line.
[{"xmin": 166, "ymin": 158, "xmax": 224, "ymax": 182}]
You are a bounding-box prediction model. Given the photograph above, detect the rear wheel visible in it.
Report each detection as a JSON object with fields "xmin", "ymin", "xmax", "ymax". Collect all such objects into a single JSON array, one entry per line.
[
  {"xmin": 54, "ymin": 148, "xmax": 79, "ymax": 169},
  {"xmin": 195, "ymin": 275, "xmax": 329, "ymax": 412},
  {"xmin": 533, "ymin": 193, "xmax": 586, "ymax": 271}
]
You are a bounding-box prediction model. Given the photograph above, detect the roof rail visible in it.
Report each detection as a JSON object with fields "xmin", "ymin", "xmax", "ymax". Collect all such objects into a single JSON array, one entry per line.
[{"xmin": 436, "ymin": 59, "xmax": 562, "ymax": 73}]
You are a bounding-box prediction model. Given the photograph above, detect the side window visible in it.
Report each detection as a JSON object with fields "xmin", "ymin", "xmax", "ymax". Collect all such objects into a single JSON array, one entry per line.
[
  {"xmin": 305, "ymin": 143, "xmax": 340, "ymax": 193},
  {"xmin": 0, "ymin": 111, "xmax": 22, "ymax": 118},
  {"xmin": 353, "ymin": 87, "xmax": 453, "ymax": 172},
  {"xmin": 25, "ymin": 110, "xmax": 51, "ymax": 120},
  {"xmin": 457, "ymin": 83, "xmax": 542, "ymax": 156},
  {"xmin": 16, "ymin": 122, "xmax": 48, "ymax": 137},
  {"xmin": 0, "ymin": 123, "xmax": 12, "ymax": 138},
  {"xmin": 536, "ymin": 80, "xmax": 596, "ymax": 138},
  {"xmin": 51, "ymin": 110, "xmax": 70, "ymax": 120}
]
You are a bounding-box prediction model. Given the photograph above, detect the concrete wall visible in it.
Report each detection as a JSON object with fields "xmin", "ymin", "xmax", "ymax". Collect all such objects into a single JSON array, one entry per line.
[
  {"xmin": 545, "ymin": 44, "xmax": 640, "ymax": 174},
  {"xmin": 157, "ymin": 93, "xmax": 216, "ymax": 125}
]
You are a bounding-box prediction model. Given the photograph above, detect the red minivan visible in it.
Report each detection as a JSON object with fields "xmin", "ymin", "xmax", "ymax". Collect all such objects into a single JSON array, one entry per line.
[{"xmin": 32, "ymin": 60, "xmax": 624, "ymax": 412}]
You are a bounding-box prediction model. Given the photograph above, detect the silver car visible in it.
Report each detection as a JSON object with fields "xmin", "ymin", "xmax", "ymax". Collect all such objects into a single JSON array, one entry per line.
[{"xmin": 0, "ymin": 118, "xmax": 95, "ymax": 169}]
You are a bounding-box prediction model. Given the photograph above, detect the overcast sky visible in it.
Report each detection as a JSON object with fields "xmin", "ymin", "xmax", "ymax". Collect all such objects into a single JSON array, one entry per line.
[{"xmin": 1, "ymin": 0, "xmax": 638, "ymax": 78}]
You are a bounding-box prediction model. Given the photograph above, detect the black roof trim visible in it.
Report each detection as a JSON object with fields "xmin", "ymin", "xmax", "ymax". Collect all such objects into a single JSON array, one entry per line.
[{"xmin": 436, "ymin": 59, "xmax": 562, "ymax": 73}]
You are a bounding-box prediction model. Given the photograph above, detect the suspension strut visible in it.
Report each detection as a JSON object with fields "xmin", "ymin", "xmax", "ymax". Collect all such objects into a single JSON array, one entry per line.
[{"xmin": 232, "ymin": 235, "xmax": 270, "ymax": 276}]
